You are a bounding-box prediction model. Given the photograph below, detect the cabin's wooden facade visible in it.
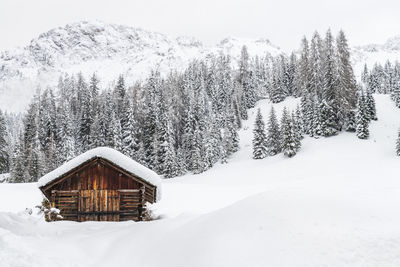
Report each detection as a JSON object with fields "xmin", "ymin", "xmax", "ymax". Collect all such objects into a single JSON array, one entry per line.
[{"xmin": 39, "ymin": 157, "xmax": 158, "ymax": 222}]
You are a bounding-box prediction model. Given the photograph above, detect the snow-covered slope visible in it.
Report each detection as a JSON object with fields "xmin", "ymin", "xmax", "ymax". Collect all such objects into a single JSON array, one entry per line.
[
  {"xmin": 352, "ymin": 35, "xmax": 400, "ymax": 76},
  {"xmin": 0, "ymin": 21, "xmax": 282, "ymax": 112},
  {"xmin": 1, "ymin": 95, "xmax": 400, "ymax": 267}
]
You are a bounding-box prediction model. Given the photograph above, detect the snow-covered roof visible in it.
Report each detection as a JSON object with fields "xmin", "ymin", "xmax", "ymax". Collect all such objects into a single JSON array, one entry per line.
[{"xmin": 37, "ymin": 147, "xmax": 161, "ymax": 201}]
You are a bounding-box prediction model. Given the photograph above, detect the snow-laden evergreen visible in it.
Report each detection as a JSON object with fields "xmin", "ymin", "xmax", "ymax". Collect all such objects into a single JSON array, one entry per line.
[
  {"xmin": 280, "ymin": 107, "xmax": 301, "ymax": 158},
  {"xmin": 3, "ymin": 29, "xmax": 365, "ymax": 181},
  {"xmin": 356, "ymin": 91, "xmax": 370, "ymax": 139},
  {"xmin": 0, "ymin": 110, "xmax": 8, "ymax": 173},
  {"xmin": 252, "ymin": 109, "xmax": 267, "ymax": 159},
  {"xmin": 265, "ymin": 106, "xmax": 281, "ymax": 156}
]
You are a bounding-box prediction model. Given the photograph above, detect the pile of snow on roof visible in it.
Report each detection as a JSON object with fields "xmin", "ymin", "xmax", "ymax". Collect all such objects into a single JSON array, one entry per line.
[{"xmin": 37, "ymin": 147, "xmax": 162, "ymax": 201}]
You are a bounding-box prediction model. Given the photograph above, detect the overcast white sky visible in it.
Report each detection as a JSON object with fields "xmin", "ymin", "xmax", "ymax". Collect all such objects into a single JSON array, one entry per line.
[{"xmin": 1, "ymin": 0, "xmax": 399, "ymax": 52}]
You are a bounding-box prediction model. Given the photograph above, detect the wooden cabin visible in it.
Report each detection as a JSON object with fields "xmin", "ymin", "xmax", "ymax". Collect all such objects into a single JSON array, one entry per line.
[{"xmin": 38, "ymin": 147, "xmax": 161, "ymax": 222}]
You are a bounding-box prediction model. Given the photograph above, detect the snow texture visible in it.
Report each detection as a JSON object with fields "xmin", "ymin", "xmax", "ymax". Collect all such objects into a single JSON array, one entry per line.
[
  {"xmin": 1, "ymin": 95, "xmax": 400, "ymax": 266},
  {"xmin": 37, "ymin": 147, "xmax": 161, "ymax": 201}
]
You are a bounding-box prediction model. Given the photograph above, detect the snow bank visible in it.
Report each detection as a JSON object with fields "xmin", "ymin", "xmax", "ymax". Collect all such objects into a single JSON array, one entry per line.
[
  {"xmin": 0, "ymin": 183, "xmax": 42, "ymax": 213},
  {"xmin": 37, "ymin": 147, "xmax": 162, "ymax": 201}
]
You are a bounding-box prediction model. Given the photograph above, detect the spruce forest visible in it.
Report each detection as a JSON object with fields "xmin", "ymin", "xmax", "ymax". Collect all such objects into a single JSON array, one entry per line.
[{"xmin": 1, "ymin": 29, "xmax": 394, "ymax": 182}]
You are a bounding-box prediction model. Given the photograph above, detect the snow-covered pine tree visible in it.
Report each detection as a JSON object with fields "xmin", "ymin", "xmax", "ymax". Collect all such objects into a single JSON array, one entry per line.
[
  {"xmin": 224, "ymin": 114, "xmax": 240, "ymax": 156},
  {"xmin": 0, "ymin": 110, "xmax": 9, "ymax": 173},
  {"xmin": 89, "ymin": 73, "xmax": 100, "ymax": 114},
  {"xmin": 265, "ymin": 106, "xmax": 281, "ymax": 156},
  {"xmin": 107, "ymin": 110, "xmax": 123, "ymax": 151},
  {"xmin": 114, "ymin": 75, "xmax": 126, "ymax": 120},
  {"xmin": 156, "ymin": 98, "xmax": 179, "ymax": 178},
  {"xmin": 300, "ymin": 93, "xmax": 314, "ymax": 135},
  {"xmin": 291, "ymin": 111, "xmax": 302, "ymax": 151},
  {"xmin": 364, "ymin": 87, "xmax": 377, "ymax": 121},
  {"xmin": 321, "ymin": 30, "xmax": 340, "ymax": 135},
  {"xmin": 344, "ymin": 109, "xmax": 356, "ymax": 132},
  {"xmin": 270, "ymin": 61, "xmax": 286, "ymax": 103},
  {"xmin": 336, "ymin": 30, "xmax": 358, "ymax": 127},
  {"xmin": 292, "ymin": 109, "xmax": 303, "ymax": 142},
  {"xmin": 121, "ymin": 102, "xmax": 139, "ymax": 160},
  {"xmin": 361, "ymin": 64, "xmax": 369, "ymax": 85},
  {"xmin": 296, "ymin": 37, "xmax": 311, "ymax": 96},
  {"xmin": 396, "ymin": 128, "xmax": 400, "ymax": 156},
  {"xmin": 281, "ymin": 107, "xmax": 300, "ymax": 157},
  {"xmin": 232, "ymin": 99, "xmax": 242, "ymax": 129},
  {"xmin": 309, "ymin": 31, "xmax": 323, "ymax": 99},
  {"xmin": 356, "ymin": 91, "xmax": 369, "ymax": 139},
  {"xmin": 391, "ymin": 78, "xmax": 400, "ymax": 107},
  {"xmin": 238, "ymin": 46, "xmax": 257, "ymax": 109},
  {"xmin": 56, "ymin": 100, "xmax": 76, "ymax": 163},
  {"xmin": 79, "ymin": 88, "xmax": 93, "ymax": 152},
  {"xmin": 320, "ymin": 100, "xmax": 339, "ymax": 137},
  {"xmin": 10, "ymin": 135, "xmax": 26, "ymax": 183},
  {"xmin": 252, "ymin": 109, "xmax": 267, "ymax": 159},
  {"xmin": 312, "ymin": 101, "xmax": 322, "ymax": 137}
]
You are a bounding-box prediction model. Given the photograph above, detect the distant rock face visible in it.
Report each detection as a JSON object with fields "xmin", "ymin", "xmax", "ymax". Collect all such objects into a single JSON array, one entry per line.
[{"xmin": 0, "ymin": 21, "xmax": 282, "ymax": 112}]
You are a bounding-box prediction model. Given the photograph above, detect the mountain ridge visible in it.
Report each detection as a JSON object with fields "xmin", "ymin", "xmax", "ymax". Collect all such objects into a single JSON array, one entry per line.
[
  {"xmin": 0, "ymin": 21, "xmax": 282, "ymax": 112},
  {"xmin": 1, "ymin": 21, "xmax": 400, "ymax": 112}
]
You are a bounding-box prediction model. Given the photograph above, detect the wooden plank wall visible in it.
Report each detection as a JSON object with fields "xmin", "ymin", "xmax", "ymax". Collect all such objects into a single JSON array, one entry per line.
[
  {"xmin": 52, "ymin": 190, "xmax": 79, "ymax": 221},
  {"xmin": 78, "ymin": 190, "xmax": 120, "ymax": 221},
  {"xmin": 53, "ymin": 189, "xmax": 146, "ymax": 222},
  {"xmin": 52, "ymin": 161, "xmax": 142, "ymax": 191}
]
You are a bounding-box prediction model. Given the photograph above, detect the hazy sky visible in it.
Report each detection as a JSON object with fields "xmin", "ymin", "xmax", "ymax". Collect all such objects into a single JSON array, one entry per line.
[{"xmin": 1, "ymin": 0, "xmax": 399, "ymax": 52}]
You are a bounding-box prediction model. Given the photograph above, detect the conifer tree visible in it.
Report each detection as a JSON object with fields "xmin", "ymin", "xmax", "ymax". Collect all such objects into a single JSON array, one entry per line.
[
  {"xmin": 356, "ymin": 91, "xmax": 369, "ymax": 139},
  {"xmin": 238, "ymin": 46, "xmax": 256, "ymax": 109},
  {"xmin": 344, "ymin": 110, "xmax": 356, "ymax": 132},
  {"xmin": 292, "ymin": 110, "xmax": 303, "ymax": 142},
  {"xmin": 297, "ymin": 37, "xmax": 311, "ymax": 95},
  {"xmin": 312, "ymin": 102, "xmax": 322, "ymax": 137},
  {"xmin": 265, "ymin": 106, "xmax": 281, "ymax": 156},
  {"xmin": 252, "ymin": 109, "xmax": 267, "ymax": 159},
  {"xmin": 281, "ymin": 107, "xmax": 300, "ymax": 157},
  {"xmin": 122, "ymin": 103, "xmax": 139, "ymax": 159},
  {"xmin": 364, "ymin": 88, "xmax": 377, "ymax": 121},
  {"xmin": 321, "ymin": 30, "xmax": 340, "ymax": 135},
  {"xmin": 336, "ymin": 30, "xmax": 358, "ymax": 124},
  {"xmin": 10, "ymin": 136, "xmax": 26, "ymax": 183},
  {"xmin": 396, "ymin": 128, "xmax": 400, "ymax": 156},
  {"xmin": 0, "ymin": 110, "xmax": 9, "ymax": 173}
]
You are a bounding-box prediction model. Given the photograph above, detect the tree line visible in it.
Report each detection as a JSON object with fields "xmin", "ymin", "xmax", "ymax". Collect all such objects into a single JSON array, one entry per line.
[
  {"xmin": 0, "ymin": 29, "xmax": 373, "ymax": 181},
  {"xmin": 251, "ymin": 29, "xmax": 378, "ymax": 159},
  {"xmin": 361, "ymin": 61, "xmax": 400, "ymax": 154}
]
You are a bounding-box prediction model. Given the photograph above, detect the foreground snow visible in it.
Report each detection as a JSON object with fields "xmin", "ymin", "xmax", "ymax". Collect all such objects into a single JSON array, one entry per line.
[{"xmin": 1, "ymin": 95, "xmax": 400, "ymax": 267}]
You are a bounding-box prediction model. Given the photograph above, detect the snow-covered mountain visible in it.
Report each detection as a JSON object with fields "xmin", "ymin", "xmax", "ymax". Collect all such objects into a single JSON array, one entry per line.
[
  {"xmin": 0, "ymin": 21, "xmax": 282, "ymax": 112},
  {"xmin": 352, "ymin": 35, "xmax": 400, "ymax": 75},
  {"xmin": 2, "ymin": 20, "xmax": 400, "ymax": 112}
]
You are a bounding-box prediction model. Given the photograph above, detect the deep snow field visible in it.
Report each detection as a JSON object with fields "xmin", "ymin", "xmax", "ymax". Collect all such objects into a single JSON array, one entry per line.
[{"xmin": 1, "ymin": 95, "xmax": 400, "ymax": 267}]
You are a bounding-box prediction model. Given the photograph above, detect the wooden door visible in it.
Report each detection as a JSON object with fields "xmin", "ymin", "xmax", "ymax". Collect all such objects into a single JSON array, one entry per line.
[{"xmin": 78, "ymin": 190, "xmax": 120, "ymax": 222}]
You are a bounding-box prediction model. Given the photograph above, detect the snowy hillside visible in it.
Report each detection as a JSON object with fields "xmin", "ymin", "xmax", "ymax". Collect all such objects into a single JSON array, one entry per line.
[
  {"xmin": 352, "ymin": 35, "xmax": 400, "ymax": 76},
  {"xmin": 0, "ymin": 21, "xmax": 282, "ymax": 112},
  {"xmin": 1, "ymin": 95, "xmax": 400, "ymax": 267}
]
